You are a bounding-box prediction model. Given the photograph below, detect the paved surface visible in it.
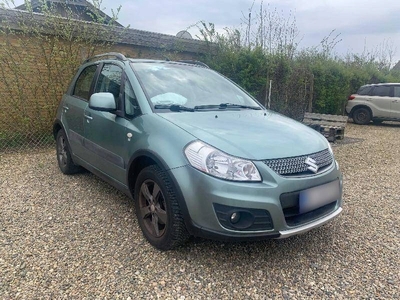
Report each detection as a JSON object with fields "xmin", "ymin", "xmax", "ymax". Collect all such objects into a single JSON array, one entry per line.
[{"xmin": 0, "ymin": 123, "xmax": 399, "ymax": 299}]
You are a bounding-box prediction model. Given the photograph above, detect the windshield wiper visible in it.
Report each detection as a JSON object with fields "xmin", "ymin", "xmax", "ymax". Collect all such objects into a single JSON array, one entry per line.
[
  {"xmin": 154, "ymin": 104, "xmax": 195, "ymax": 112},
  {"xmin": 194, "ymin": 103, "xmax": 262, "ymax": 110},
  {"xmin": 154, "ymin": 103, "xmax": 262, "ymax": 112}
]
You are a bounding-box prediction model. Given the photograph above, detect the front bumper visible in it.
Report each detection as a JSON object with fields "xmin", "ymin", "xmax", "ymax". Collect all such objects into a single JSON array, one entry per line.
[
  {"xmin": 169, "ymin": 160, "xmax": 343, "ymax": 240},
  {"xmin": 278, "ymin": 207, "xmax": 342, "ymax": 238}
]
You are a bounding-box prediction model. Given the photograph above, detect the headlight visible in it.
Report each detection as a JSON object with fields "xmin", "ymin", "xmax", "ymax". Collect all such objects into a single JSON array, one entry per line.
[
  {"xmin": 327, "ymin": 143, "xmax": 338, "ymax": 170},
  {"xmin": 184, "ymin": 141, "xmax": 261, "ymax": 182},
  {"xmin": 327, "ymin": 142, "xmax": 333, "ymax": 154}
]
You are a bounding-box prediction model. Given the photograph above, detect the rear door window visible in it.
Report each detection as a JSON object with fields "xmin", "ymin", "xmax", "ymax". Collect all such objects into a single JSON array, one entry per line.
[
  {"xmin": 371, "ymin": 86, "xmax": 391, "ymax": 97},
  {"xmin": 73, "ymin": 65, "xmax": 98, "ymax": 100}
]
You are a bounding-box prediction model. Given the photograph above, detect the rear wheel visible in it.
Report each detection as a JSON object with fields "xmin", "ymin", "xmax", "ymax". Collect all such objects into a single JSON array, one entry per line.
[
  {"xmin": 352, "ymin": 107, "xmax": 371, "ymax": 125},
  {"xmin": 134, "ymin": 165, "xmax": 189, "ymax": 250},
  {"xmin": 56, "ymin": 130, "xmax": 82, "ymax": 174}
]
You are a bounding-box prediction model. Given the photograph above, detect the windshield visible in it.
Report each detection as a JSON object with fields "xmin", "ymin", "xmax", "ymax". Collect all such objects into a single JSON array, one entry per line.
[{"xmin": 130, "ymin": 62, "xmax": 261, "ymax": 110}]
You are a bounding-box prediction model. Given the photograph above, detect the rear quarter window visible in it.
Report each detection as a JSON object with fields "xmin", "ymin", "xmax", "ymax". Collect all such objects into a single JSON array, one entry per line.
[{"xmin": 357, "ymin": 86, "xmax": 373, "ymax": 95}]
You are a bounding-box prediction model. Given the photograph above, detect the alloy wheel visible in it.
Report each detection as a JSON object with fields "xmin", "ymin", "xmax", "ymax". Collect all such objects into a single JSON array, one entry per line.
[
  {"xmin": 138, "ymin": 179, "xmax": 168, "ymax": 238},
  {"xmin": 353, "ymin": 108, "xmax": 371, "ymax": 125},
  {"xmin": 57, "ymin": 135, "xmax": 68, "ymax": 168}
]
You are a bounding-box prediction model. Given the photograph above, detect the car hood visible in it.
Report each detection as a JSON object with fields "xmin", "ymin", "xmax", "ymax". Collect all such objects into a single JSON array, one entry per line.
[{"xmin": 158, "ymin": 110, "xmax": 329, "ymax": 160}]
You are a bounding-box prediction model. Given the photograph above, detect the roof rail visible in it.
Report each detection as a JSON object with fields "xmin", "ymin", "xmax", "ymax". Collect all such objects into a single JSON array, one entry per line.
[
  {"xmin": 84, "ymin": 52, "xmax": 127, "ymax": 63},
  {"xmin": 177, "ymin": 60, "xmax": 210, "ymax": 68}
]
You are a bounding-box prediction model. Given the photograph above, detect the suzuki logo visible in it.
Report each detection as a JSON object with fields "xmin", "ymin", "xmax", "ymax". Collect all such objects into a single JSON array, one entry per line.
[{"xmin": 305, "ymin": 157, "xmax": 319, "ymax": 173}]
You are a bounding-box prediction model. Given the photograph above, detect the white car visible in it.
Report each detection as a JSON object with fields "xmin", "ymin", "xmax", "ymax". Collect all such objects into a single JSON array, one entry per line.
[{"xmin": 346, "ymin": 83, "xmax": 400, "ymax": 124}]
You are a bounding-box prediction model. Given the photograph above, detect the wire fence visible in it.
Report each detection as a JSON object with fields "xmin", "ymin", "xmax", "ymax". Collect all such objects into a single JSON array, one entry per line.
[{"xmin": 0, "ymin": 131, "xmax": 55, "ymax": 152}]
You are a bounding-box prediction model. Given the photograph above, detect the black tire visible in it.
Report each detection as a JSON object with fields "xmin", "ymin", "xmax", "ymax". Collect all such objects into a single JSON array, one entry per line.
[
  {"xmin": 56, "ymin": 130, "xmax": 82, "ymax": 174},
  {"xmin": 134, "ymin": 165, "xmax": 189, "ymax": 250},
  {"xmin": 352, "ymin": 107, "xmax": 371, "ymax": 125}
]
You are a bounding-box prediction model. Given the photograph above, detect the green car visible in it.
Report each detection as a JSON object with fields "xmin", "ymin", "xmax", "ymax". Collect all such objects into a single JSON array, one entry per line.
[{"xmin": 53, "ymin": 53, "xmax": 343, "ymax": 250}]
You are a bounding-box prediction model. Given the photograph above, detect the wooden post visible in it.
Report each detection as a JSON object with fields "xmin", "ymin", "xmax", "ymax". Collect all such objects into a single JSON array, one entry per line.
[
  {"xmin": 268, "ymin": 80, "xmax": 272, "ymax": 109},
  {"xmin": 308, "ymin": 74, "xmax": 314, "ymax": 112}
]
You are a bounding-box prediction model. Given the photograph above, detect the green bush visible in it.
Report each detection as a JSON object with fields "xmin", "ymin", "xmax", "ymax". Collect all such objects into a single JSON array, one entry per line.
[{"xmin": 197, "ymin": 6, "xmax": 400, "ymax": 118}]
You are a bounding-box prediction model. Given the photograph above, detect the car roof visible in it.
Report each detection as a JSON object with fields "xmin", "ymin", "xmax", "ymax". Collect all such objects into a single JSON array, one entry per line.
[
  {"xmin": 82, "ymin": 53, "xmax": 209, "ymax": 68},
  {"xmin": 361, "ymin": 83, "xmax": 400, "ymax": 87},
  {"xmin": 128, "ymin": 59, "xmax": 210, "ymax": 68}
]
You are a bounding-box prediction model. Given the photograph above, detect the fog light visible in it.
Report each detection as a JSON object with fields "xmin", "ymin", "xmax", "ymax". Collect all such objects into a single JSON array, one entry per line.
[{"xmin": 230, "ymin": 212, "xmax": 241, "ymax": 224}]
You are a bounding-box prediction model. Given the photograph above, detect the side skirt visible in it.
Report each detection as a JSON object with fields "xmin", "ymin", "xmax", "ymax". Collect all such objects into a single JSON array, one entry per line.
[{"xmin": 72, "ymin": 154, "xmax": 133, "ymax": 200}]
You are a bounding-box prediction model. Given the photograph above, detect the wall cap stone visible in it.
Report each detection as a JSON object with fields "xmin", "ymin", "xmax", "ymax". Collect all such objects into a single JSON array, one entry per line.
[{"xmin": 0, "ymin": 7, "xmax": 214, "ymax": 54}]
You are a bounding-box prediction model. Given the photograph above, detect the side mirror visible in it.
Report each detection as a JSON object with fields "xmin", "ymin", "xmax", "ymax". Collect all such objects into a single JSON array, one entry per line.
[{"xmin": 89, "ymin": 92, "xmax": 116, "ymax": 112}]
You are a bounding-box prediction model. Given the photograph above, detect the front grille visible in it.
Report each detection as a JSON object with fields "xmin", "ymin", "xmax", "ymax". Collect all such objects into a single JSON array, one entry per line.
[{"xmin": 263, "ymin": 148, "xmax": 333, "ymax": 176}]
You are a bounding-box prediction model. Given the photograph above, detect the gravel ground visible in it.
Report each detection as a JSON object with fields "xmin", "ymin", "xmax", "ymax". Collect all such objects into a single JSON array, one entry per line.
[{"xmin": 0, "ymin": 123, "xmax": 399, "ymax": 299}]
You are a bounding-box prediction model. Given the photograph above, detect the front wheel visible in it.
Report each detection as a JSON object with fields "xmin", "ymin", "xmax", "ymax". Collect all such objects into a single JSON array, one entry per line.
[
  {"xmin": 352, "ymin": 107, "xmax": 371, "ymax": 125},
  {"xmin": 134, "ymin": 165, "xmax": 189, "ymax": 250}
]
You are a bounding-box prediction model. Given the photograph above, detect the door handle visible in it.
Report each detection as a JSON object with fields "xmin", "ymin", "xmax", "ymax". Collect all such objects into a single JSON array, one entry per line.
[
  {"xmin": 392, "ymin": 100, "xmax": 399, "ymax": 103},
  {"xmin": 63, "ymin": 105, "xmax": 69, "ymax": 112},
  {"xmin": 84, "ymin": 115, "xmax": 93, "ymax": 120}
]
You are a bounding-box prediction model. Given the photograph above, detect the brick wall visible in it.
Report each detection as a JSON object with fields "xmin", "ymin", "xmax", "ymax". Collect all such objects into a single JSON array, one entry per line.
[{"xmin": 0, "ymin": 8, "xmax": 210, "ymax": 147}]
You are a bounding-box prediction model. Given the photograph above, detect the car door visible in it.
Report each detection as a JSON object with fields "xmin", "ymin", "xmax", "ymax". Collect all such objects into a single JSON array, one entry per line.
[
  {"xmin": 62, "ymin": 64, "xmax": 98, "ymax": 159},
  {"xmin": 390, "ymin": 85, "xmax": 400, "ymax": 119},
  {"xmin": 82, "ymin": 63, "xmax": 130, "ymax": 184},
  {"xmin": 369, "ymin": 85, "xmax": 392, "ymax": 118}
]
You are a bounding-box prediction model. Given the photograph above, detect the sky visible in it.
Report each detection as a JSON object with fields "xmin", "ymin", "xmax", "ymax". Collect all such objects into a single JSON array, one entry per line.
[{"xmin": 8, "ymin": 0, "xmax": 400, "ymax": 65}]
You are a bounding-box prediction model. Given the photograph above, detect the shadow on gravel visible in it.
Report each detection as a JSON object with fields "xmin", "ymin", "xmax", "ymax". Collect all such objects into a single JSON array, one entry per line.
[
  {"xmin": 333, "ymin": 137, "xmax": 364, "ymax": 146},
  {"xmin": 370, "ymin": 122, "xmax": 400, "ymax": 128},
  {"xmin": 347, "ymin": 119, "xmax": 400, "ymax": 128},
  {"xmin": 169, "ymin": 224, "xmax": 339, "ymax": 265}
]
